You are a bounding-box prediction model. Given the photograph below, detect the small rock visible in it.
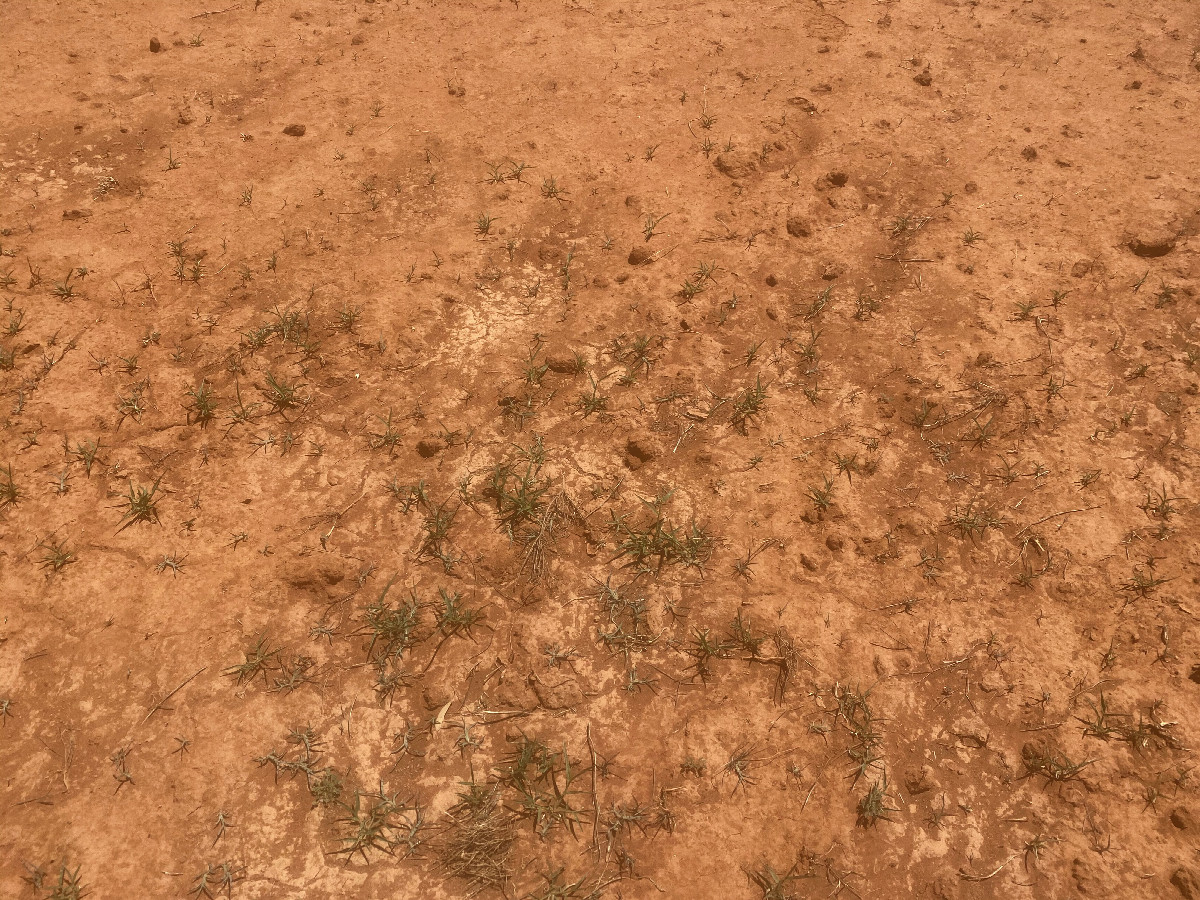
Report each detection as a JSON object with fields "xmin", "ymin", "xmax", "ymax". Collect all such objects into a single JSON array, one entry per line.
[
  {"xmin": 904, "ymin": 765, "xmax": 934, "ymax": 795},
  {"xmin": 1021, "ymin": 145, "xmax": 1038, "ymax": 161},
  {"xmin": 149, "ymin": 37, "xmax": 162, "ymax": 52},
  {"xmin": 787, "ymin": 96, "xmax": 816, "ymax": 113},
  {"xmin": 282, "ymin": 124, "xmax": 307, "ymax": 137},
  {"xmin": 1170, "ymin": 807, "xmax": 1195, "ymax": 831},
  {"xmin": 416, "ymin": 437, "xmax": 446, "ymax": 458},
  {"xmin": 1173, "ymin": 868, "xmax": 1199, "ymax": 900},
  {"xmin": 786, "ymin": 216, "xmax": 812, "ymax": 238},
  {"xmin": 714, "ymin": 150, "xmax": 758, "ymax": 179},
  {"xmin": 62, "ymin": 209, "xmax": 92, "ymax": 221},
  {"xmin": 1127, "ymin": 231, "xmax": 1176, "ymax": 258},
  {"xmin": 914, "ymin": 68, "xmax": 932, "ymax": 86},
  {"xmin": 350, "ymin": 33, "xmax": 365, "ymax": 46},
  {"xmin": 963, "ymin": 181, "xmax": 978, "ymax": 194},
  {"xmin": 765, "ymin": 274, "xmax": 778, "ymax": 287},
  {"xmin": 423, "ymin": 685, "xmax": 450, "ymax": 711},
  {"xmin": 546, "ymin": 354, "xmax": 579, "ymax": 374},
  {"xmin": 799, "ymin": 552, "xmax": 819, "ymax": 572},
  {"xmin": 529, "ymin": 674, "xmax": 584, "ymax": 710},
  {"xmin": 1156, "ymin": 392, "xmax": 1182, "ymax": 417},
  {"xmin": 825, "ymin": 535, "xmax": 844, "ymax": 552},
  {"xmin": 1071, "ymin": 259, "xmax": 1092, "ymax": 277},
  {"xmin": 1189, "ymin": 663, "xmax": 1200, "ymax": 684},
  {"xmin": 826, "ymin": 171, "xmax": 849, "ymax": 187},
  {"xmin": 628, "ymin": 246, "xmax": 653, "ymax": 266},
  {"xmin": 821, "ymin": 262, "xmax": 844, "ymax": 280}
]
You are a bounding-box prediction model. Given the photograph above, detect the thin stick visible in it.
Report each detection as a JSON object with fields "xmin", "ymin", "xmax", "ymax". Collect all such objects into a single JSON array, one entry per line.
[
  {"xmin": 1014, "ymin": 505, "xmax": 1100, "ymax": 537},
  {"xmin": 191, "ymin": 3, "xmax": 241, "ymax": 17},
  {"xmin": 142, "ymin": 667, "xmax": 206, "ymax": 724},
  {"xmin": 586, "ymin": 723, "xmax": 600, "ymax": 851},
  {"xmin": 958, "ymin": 854, "xmax": 1016, "ymax": 881}
]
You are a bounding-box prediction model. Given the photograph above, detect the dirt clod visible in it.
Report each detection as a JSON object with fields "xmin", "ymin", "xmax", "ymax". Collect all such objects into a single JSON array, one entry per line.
[{"xmin": 786, "ymin": 216, "xmax": 812, "ymax": 238}]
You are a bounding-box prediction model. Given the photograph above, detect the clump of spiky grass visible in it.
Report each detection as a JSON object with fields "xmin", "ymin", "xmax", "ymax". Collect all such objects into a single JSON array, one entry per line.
[
  {"xmin": 115, "ymin": 475, "xmax": 165, "ymax": 531},
  {"xmin": 0, "ymin": 463, "xmax": 19, "ymax": 509}
]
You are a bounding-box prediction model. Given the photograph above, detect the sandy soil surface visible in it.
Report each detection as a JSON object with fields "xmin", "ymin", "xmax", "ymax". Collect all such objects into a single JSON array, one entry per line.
[{"xmin": 2, "ymin": 1, "xmax": 1200, "ymax": 897}]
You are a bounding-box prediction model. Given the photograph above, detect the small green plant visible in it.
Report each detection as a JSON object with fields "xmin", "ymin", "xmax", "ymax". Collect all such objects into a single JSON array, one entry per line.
[
  {"xmin": 38, "ymin": 536, "xmax": 77, "ymax": 572},
  {"xmin": 730, "ymin": 376, "xmax": 767, "ymax": 433},
  {"xmin": 857, "ymin": 776, "xmax": 895, "ymax": 826},
  {"xmin": 224, "ymin": 634, "xmax": 280, "ymax": 685},
  {"xmin": 185, "ymin": 380, "xmax": 217, "ymax": 427},
  {"xmin": 26, "ymin": 861, "xmax": 87, "ymax": 900},
  {"xmin": 1021, "ymin": 743, "xmax": 1092, "ymax": 783},
  {"xmin": 807, "ymin": 475, "xmax": 835, "ymax": 512},
  {"xmin": 475, "ymin": 213, "xmax": 495, "ymax": 235},
  {"xmin": 435, "ymin": 587, "xmax": 483, "ymax": 638},
  {"xmin": 0, "ymin": 463, "xmax": 19, "ymax": 509},
  {"xmin": 116, "ymin": 476, "xmax": 165, "ymax": 531},
  {"xmin": 540, "ymin": 176, "xmax": 564, "ymax": 199},
  {"xmin": 577, "ymin": 377, "xmax": 609, "ymax": 418},
  {"xmin": 260, "ymin": 372, "xmax": 301, "ymax": 414}
]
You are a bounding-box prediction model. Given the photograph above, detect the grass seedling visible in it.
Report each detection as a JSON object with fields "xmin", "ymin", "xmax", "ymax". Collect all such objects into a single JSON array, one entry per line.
[
  {"xmin": 609, "ymin": 491, "xmax": 713, "ymax": 573},
  {"xmin": 260, "ymin": 372, "xmax": 301, "ymax": 414},
  {"xmin": 52, "ymin": 270, "xmax": 76, "ymax": 300},
  {"xmin": 336, "ymin": 303, "xmax": 362, "ymax": 333},
  {"xmin": 746, "ymin": 863, "xmax": 805, "ymax": 900},
  {"xmin": 31, "ymin": 862, "xmax": 86, "ymax": 900},
  {"xmin": 435, "ymin": 588, "xmax": 483, "ymax": 638},
  {"xmin": 475, "ymin": 213, "xmax": 495, "ymax": 236},
  {"xmin": 577, "ymin": 377, "xmax": 609, "ymax": 418},
  {"xmin": 362, "ymin": 576, "xmax": 421, "ymax": 663},
  {"xmin": 334, "ymin": 785, "xmax": 423, "ymax": 863},
  {"xmin": 369, "ymin": 409, "xmax": 404, "ymax": 456},
  {"xmin": 1141, "ymin": 484, "xmax": 1182, "ymax": 521},
  {"xmin": 38, "ymin": 537, "xmax": 77, "ymax": 572},
  {"xmin": 807, "ymin": 476, "xmax": 835, "ymax": 512},
  {"xmin": 0, "ymin": 463, "xmax": 20, "ymax": 509},
  {"xmin": 155, "ymin": 551, "xmax": 187, "ymax": 577},
  {"xmin": 723, "ymin": 746, "xmax": 759, "ymax": 792},
  {"xmin": 1021, "ymin": 743, "xmax": 1092, "ymax": 784},
  {"xmin": 224, "ymin": 634, "xmax": 280, "ymax": 685},
  {"xmin": 857, "ymin": 776, "xmax": 896, "ymax": 826},
  {"xmin": 643, "ymin": 212, "xmax": 669, "ymax": 241},
  {"xmin": 730, "ymin": 376, "xmax": 767, "ymax": 433},
  {"xmin": 115, "ymin": 476, "xmax": 165, "ymax": 531},
  {"xmin": 944, "ymin": 498, "xmax": 1005, "ymax": 542},
  {"xmin": 186, "ymin": 380, "xmax": 217, "ymax": 427}
]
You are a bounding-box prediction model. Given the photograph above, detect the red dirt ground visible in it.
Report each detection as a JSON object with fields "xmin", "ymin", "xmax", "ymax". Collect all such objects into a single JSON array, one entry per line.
[{"xmin": 2, "ymin": 1, "xmax": 1199, "ymax": 898}]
